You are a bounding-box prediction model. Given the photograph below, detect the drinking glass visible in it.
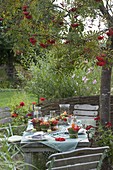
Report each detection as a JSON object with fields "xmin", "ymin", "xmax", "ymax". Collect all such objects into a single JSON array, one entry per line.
[
  {"xmin": 34, "ymin": 106, "xmax": 42, "ymax": 118},
  {"xmin": 59, "ymin": 104, "xmax": 70, "ymax": 114},
  {"xmin": 50, "ymin": 110, "xmax": 56, "ymax": 118}
]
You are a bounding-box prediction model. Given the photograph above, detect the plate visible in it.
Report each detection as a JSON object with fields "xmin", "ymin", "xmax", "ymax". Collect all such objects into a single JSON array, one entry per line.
[{"xmin": 25, "ymin": 135, "xmax": 47, "ymax": 141}]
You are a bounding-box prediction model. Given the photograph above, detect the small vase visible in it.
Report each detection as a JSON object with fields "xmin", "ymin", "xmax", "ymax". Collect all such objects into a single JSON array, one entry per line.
[
  {"xmin": 51, "ymin": 125, "xmax": 58, "ymax": 131},
  {"xmin": 41, "ymin": 127, "xmax": 49, "ymax": 132},
  {"xmin": 33, "ymin": 122, "xmax": 41, "ymax": 131},
  {"xmin": 69, "ymin": 133, "xmax": 78, "ymax": 138}
]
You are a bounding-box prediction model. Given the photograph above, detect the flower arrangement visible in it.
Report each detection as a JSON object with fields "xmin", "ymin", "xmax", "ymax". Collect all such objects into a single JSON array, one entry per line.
[
  {"xmin": 57, "ymin": 111, "xmax": 69, "ymax": 125},
  {"xmin": 49, "ymin": 118, "xmax": 59, "ymax": 131},
  {"xmin": 49, "ymin": 118, "xmax": 58, "ymax": 126},
  {"xmin": 68, "ymin": 124, "xmax": 80, "ymax": 138},
  {"xmin": 31, "ymin": 118, "xmax": 43, "ymax": 131},
  {"xmin": 40, "ymin": 121, "xmax": 50, "ymax": 132}
]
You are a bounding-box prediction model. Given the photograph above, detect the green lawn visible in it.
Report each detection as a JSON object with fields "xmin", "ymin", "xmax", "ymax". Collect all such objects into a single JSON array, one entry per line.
[{"xmin": 0, "ymin": 89, "xmax": 37, "ymax": 107}]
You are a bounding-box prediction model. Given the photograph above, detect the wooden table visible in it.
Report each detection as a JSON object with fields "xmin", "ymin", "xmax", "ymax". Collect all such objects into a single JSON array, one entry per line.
[{"xmin": 21, "ymin": 133, "xmax": 90, "ymax": 170}]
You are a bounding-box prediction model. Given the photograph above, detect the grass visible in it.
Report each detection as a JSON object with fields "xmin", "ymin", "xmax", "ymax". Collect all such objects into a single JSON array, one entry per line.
[{"xmin": 0, "ymin": 89, "xmax": 37, "ymax": 107}]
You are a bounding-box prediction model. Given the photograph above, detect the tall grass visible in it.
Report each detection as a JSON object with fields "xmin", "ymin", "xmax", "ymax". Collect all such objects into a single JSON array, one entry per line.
[{"xmin": 0, "ymin": 89, "xmax": 37, "ymax": 107}]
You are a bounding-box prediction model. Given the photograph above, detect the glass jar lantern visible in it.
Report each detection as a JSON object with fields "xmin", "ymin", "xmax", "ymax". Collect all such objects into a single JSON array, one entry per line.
[
  {"xmin": 59, "ymin": 104, "xmax": 70, "ymax": 114},
  {"xmin": 34, "ymin": 106, "xmax": 42, "ymax": 118}
]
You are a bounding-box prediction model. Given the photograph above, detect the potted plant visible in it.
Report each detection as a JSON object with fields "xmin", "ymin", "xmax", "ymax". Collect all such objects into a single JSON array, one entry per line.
[
  {"xmin": 31, "ymin": 118, "xmax": 43, "ymax": 131},
  {"xmin": 49, "ymin": 118, "xmax": 59, "ymax": 131},
  {"xmin": 68, "ymin": 124, "xmax": 80, "ymax": 138},
  {"xmin": 40, "ymin": 121, "xmax": 50, "ymax": 132}
]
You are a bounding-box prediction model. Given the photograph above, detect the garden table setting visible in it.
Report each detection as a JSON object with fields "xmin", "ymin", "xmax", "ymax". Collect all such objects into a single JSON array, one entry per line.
[{"xmin": 20, "ymin": 104, "xmax": 90, "ymax": 170}]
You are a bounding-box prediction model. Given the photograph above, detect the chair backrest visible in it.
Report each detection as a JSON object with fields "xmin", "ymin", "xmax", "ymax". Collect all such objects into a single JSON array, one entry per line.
[
  {"xmin": 46, "ymin": 146, "xmax": 109, "ymax": 170},
  {"xmin": 0, "ymin": 107, "xmax": 12, "ymax": 124},
  {"xmin": 73, "ymin": 104, "xmax": 99, "ymax": 127}
]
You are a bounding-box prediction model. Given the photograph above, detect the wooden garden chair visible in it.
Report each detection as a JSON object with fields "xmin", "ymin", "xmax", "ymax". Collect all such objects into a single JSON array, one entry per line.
[
  {"xmin": 73, "ymin": 104, "xmax": 99, "ymax": 142},
  {"xmin": 46, "ymin": 146, "xmax": 109, "ymax": 170},
  {"xmin": 73, "ymin": 104, "xmax": 99, "ymax": 127},
  {"xmin": 0, "ymin": 107, "xmax": 26, "ymax": 158}
]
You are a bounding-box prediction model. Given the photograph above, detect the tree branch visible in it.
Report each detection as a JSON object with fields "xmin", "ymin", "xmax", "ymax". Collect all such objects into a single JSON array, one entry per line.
[{"xmin": 99, "ymin": 2, "xmax": 113, "ymax": 27}]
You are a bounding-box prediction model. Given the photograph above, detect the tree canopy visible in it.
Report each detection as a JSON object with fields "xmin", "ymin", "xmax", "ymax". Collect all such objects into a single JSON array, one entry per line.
[{"xmin": 0, "ymin": 0, "xmax": 113, "ymax": 124}]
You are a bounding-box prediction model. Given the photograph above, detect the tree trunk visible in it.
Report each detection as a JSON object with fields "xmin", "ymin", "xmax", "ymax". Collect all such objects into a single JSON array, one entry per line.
[
  {"xmin": 6, "ymin": 50, "xmax": 16, "ymax": 81},
  {"xmin": 100, "ymin": 66, "xmax": 112, "ymax": 125}
]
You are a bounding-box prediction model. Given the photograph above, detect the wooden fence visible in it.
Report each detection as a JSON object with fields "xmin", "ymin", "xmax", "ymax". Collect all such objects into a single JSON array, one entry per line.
[{"xmin": 39, "ymin": 95, "xmax": 113, "ymax": 124}]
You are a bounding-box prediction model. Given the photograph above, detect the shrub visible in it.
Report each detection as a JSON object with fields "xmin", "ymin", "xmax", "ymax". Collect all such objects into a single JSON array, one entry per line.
[{"xmin": 24, "ymin": 57, "xmax": 101, "ymax": 100}]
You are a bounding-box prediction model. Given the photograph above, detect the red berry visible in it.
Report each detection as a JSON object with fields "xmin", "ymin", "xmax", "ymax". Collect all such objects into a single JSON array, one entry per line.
[{"xmin": 71, "ymin": 23, "xmax": 79, "ymax": 28}]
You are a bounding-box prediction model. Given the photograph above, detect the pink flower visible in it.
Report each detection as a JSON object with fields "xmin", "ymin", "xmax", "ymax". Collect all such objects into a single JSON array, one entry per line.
[{"xmin": 92, "ymin": 79, "xmax": 97, "ymax": 84}]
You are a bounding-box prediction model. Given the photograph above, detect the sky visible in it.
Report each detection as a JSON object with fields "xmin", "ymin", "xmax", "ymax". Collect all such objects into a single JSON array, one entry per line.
[{"xmin": 54, "ymin": 0, "xmax": 106, "ymax": 32}]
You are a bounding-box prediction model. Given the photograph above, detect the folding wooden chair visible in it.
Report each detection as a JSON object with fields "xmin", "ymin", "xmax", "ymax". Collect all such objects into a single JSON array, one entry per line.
[{"xmin": 46, "ymin": 146, "xmax": 109, "ymax": 170}]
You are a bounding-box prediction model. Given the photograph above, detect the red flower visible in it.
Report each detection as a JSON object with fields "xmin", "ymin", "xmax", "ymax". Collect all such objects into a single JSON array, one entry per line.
[
  {"xmin": 55, "ymin": 137, "xmax": 65, "ymax": 141},
  {"xmin": 96, "ymin": 61, "xmax": 106, "ymax": 66},
  {"xmin": 40, "ymin": 97, "xmax": 46, "ymax": 101},
  {"xmin": 86, "ymin": 125, "xmax": 93, "ymax": 130},
  {"xmin": 20, "ymin": 102, "xmax": 25, "ymax": 107},
  {"xmin": 106, "ymin": 28, "xmax": 113, "ymax": 36},
  {"xmin": 69, "ymin": 7, "xmax": 77, "ymax": 12},
  {"xmin": 0, "ymin": 18, "xmax": 3, "ymax": 21},
  {"xmin": 63, "ymin": 117, "xmax": 67, "ymax": 122},
  {"xmin": 23, "ymin": 11, "xmax": 29, "ymax": 15},
  {"xmin": 98, "ymin": 35, "xmax": 104, "ymax": 40},
  {"xmin": 71, "ymin": 23, "xmax": 79, "ymax": 28},
  {"xmin": 74, "ymin": 15, "xmax": 78, "ymax": 18},
  {"xmin": 47, "ymin": 39, "xmax": 55, "ymax": 44},
  {"xmin": 22, "ymin": 5, "xmax": 28, "ymax": 11},
  {"xmin": 105, "ymin": 122, "xmax": 112, "ymax": 128},
  {"xmin": 29, "ymin": 37, "xmax": 37, "ymax": 45},
  {"xmin": 50, "ymin": 120, "xmax": 58, "ymax": 125},
  {"xmin": 96, "ymin": 56, "xmax": 105, "ymax": 62},
  {"xmin": 32, "ymin": 102, "xmax": 36, "ymax": 105},
  {"xmin": 39, "ymin": 43, "xmax": 48, "ymax": 48},
  {"xmin": 26, "ymin": 113, "xmax": 33, "ymax": 117},
  {"xmin": 94, "ymin": 116, "xmax": 100, "ymax": 121},
  {"xmin": 25, "ymin": 15, "xmax": 32, "ymax": 19},
  {"xmin": 73, "ymin": 126, "xmax": 80, "ymax": 131},
  {"xmin": 11, "ymin": 113, "xmax": 18, "ymax": 117}
]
